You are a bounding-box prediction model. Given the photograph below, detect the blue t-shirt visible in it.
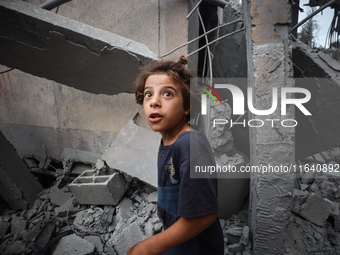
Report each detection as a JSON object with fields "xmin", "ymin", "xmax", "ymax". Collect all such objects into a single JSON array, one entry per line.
[{"xmin": 157, "ymin": 128, "xmax": 224, "ymax": 255}]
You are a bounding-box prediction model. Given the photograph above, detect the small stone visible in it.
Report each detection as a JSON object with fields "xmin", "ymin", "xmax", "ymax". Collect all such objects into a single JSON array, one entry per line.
[{"xmin": 147, "ymin": 191, "xmax": 157, "ymax": 203}]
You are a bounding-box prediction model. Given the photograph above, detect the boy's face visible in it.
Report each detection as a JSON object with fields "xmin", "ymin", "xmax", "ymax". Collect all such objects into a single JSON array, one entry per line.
[{"xmin": 143, "ymin": 74, "xmax": 190, "ymax": 135}]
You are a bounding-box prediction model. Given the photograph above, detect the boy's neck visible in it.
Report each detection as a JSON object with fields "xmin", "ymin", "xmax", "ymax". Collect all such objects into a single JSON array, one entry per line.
[{"xmin": 161, "ymin": 122, "xmax": 191, "ymax": 146}]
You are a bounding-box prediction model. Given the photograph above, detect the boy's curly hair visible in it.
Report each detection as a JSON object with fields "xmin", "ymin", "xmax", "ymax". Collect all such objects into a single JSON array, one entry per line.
[{"xmin": 135, "ymin": 55, "xmax": 200, "ymax": 121}]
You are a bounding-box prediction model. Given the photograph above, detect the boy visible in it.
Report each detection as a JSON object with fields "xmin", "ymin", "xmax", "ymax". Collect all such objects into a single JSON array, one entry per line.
[{"xmin": 127, "ymin": 56, "xmax": 224, "ymax": 255}]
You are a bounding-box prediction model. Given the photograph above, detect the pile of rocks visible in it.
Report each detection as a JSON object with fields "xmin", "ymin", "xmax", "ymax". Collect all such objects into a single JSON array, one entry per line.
[
  {"xmin": 284, "ymin": 147, "xmax": 340, "ymax": 254},
  {"xmin": 0, "ymin": 171, "xmax": 252, "ymax": 255}
]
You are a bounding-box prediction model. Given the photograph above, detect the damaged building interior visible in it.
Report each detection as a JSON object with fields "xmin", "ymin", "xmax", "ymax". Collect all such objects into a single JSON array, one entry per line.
[{"xmin": 1, "ymin": 0, "xmax": 340, "ymax": 254}]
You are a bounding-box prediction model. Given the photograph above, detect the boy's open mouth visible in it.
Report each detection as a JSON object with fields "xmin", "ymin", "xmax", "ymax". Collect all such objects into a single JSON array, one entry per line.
[{"xmin": 149, "ymin": 113, "xmax": 163, "ymax": 122}]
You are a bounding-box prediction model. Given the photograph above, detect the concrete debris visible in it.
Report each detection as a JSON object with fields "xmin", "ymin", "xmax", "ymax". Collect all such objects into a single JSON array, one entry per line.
[
  {"xmin": 210, "ymin": 99, "xmax": 234, "ymax": 155},
  {"xmin": 293, "ymin": 41, "xmax": 340, "ymax": 160},
  {"xmin": 48, "ymin": 186, "xmax": 74, "ymax": 207},
  {"xmin": 116, "ymin": 197, "xmax": 133, "ymax": 223},
  {"xmin": 2, "ymin": 240, "xmax": 25, "ymax": 255},
  {"xmin": 0, "ymin": 163, "xmax": 253, "ymax": 255},
  {"xmin": 222, "ymin": 211, "xmax": 252, "ymax": 255},
  {"xmin": 85, "ymin": 235, "xmax": 104, "ymax": 253},
  {"xmin": 0, "ymin": 131, "xmax": 43, "ymax": 210},
  {"xmin": 102, "ymin": 120, "xmax": 161, "ymax": 188},
  {"xmin": 0, "ymin": 217, "xmax": 10, "ymax": 237},
  {"xmin": 3, "ymin": 129, "xmax": 340, "ymax": 255},
  {"xmin": 292, "ymin": 192, "xmax": 336, "ymax": 226},
  {"xmin": 10, "ymin": 216, "xmax": 27, "ymax": 235},
  {"xmin": 52, "ymin": 233, "xmax": 95, "ymax": 255},
  {"xmin": 62, "ymin": 148, "xmax": 102, "ymax": 174},
  {"xmin": 73, "ymin": 207, "xmax": 116, "ymax": 234},
  {"xmin": 284, "ymin": 146, "xmax": 340, "ymax": 254},
  {"xmin": 0, "ymin": 0, "xmax": 158, "ymax": 96},
  {"xmin": 69, "ymin": 170, "xmax": 129, "ymax": 205},
  {"xmin": 318, "ymin": 51, "xmax": 340, "ymax": 72},
  {"xmin": 107, "ymin": 222, "xmax": 147, "ymax": 255},
  {"xmin": 54, "ymin": 197, "xmax": 83, "ymax": 217},
  {"xmin": 147, "ymin": 191, "xmax": 158, "ymax": 203}
]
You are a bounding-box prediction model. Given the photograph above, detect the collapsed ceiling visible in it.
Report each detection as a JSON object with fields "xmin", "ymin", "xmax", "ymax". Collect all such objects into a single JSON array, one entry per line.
[{"xmin": 0, "ymin": 0, "xmax": 158, "ymax": 95}]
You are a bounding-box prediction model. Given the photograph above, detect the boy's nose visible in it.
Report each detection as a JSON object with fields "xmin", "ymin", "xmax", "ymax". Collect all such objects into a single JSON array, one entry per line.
[{"xmin": 150, "ymin": 94, "xmax": 161, "ymax": 107}]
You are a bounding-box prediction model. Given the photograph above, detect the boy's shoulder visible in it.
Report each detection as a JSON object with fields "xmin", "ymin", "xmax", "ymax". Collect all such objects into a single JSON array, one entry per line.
[
  {"xmin": 172, "ymin": 127, "xmax": 211, "ymax": 160},
  {"xmin": 173, "ymin": 127, "xmax": 204, "ymax": 149}
]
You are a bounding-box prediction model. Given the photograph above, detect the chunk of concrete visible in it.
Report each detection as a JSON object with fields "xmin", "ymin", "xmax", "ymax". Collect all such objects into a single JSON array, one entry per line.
[
  {"xmin": 147, "ymin": 191, "xmax": 158, "ymax": 203},
  {"xmin": 84, "ymin": 236, "xmax": 104, "ymax": 253},
  {"xmin": 48, "ymin": 187, "xmax": 73, "ymax": 206},
  {"xmin": 116, "ymin": 197, "xmax": 133, "ymax": 222},
  {"xmin": 73, "ymin": 208, "xmax": 116, "ymax": 234},
  {"xmin": 62, "ymin": 148, "xmax": 102, "ymax": 173},
  {"xmin": 52, "ymin": 233, "xmax": 94, "ymax": 255},
  {"xmin": 2, "ymin": 241, "xmax": 25, "ymax": 255},
  {"xmin": 102, "ymin": 120, "xmax": 161, "ymax": 188},
  {"xmin": 0, "ymin": 0, "xmax": 158, "ymax": 96},
  {"xmin": 10, "ymin": 216, "xmax": 27, "ymax": 235},
  {"xmin": 300, "ymin": 170, "xmax": 317, "ymax": 184},
  {"xmin": 226, "ymin": 227, "xmax": 243, "ymax": 244},
  {"xmin": 107, "ymin": 222, "xmax": 147, "ymax": 255},
  {"xmin": 0, "ymin": 218, "xmax": 10, "ymax": 237},
  {"xmin": 292, "ymin": 192, "xmax": 336, "ymax": 226},
  {"xmin": 318, "ymin": 51, "xmax": 340, "ymax": 71},
  {"xmin": 0, "ymin": 131, "xmax": 42, "ymax": 210},
  {"xmin": 69, "ymin": 170, "xmax": 128, "ymax": 205}
]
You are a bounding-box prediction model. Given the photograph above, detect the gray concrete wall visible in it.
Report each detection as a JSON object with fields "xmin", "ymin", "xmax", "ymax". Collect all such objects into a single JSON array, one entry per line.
[
  {"xmin": 243, "ymin": 0, "xmax": 296, "ymax": 254},
  {"xmin": 0, "ymin": 0, "xmax": 188, "ymax": 160}
]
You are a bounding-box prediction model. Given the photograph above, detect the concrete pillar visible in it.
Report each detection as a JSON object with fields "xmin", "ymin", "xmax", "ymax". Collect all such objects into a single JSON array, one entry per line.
[{"xmin": 243, "ymin": 1, "xmax": 296, "ymax": 254}]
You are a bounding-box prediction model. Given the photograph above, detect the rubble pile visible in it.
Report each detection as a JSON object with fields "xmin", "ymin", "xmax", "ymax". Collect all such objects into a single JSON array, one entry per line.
[
  {"xmin": 285, "ymin": 148, "xmax": 340, "ymax": 254},
  {"xmin": 0, "ymin": 161, "xmax": 251, "ymax": 255}
]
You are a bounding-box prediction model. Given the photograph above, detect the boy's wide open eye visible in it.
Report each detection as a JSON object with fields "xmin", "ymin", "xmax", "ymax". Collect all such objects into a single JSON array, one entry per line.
[
  {"xmin": 163, "ymin": 91, "xmax": 173, "ymax": 98},
  {"xmin": 144, "ymin": 92, "xmax": 152, "ymax": 98}
]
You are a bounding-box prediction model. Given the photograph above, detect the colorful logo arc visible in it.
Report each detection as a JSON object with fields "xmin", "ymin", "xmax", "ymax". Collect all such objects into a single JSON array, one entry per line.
[{"xmin": 197, "ymin": 82, "xmax": 222, "ymax": 106}]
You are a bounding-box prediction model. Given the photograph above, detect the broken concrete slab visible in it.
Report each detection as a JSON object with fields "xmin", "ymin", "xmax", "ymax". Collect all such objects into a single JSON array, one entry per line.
[
  {"xmin": 102, "ymin": 120, "xmax": 161, "ymax": 188},
  {"xmin": 69, "ymin": 169, "xmax": 129, "ymax": 205},
  {"xmin": 292, "ymin": 192, "xmax": 336, "ymax": 226},
  {"xmin": 107, "ymin": 222, "xmax": 147, "ymax": 255},
  {"xmin": 293, "ymin": 42, "xmax": 340, "ymax": 160},
  {"xmin": 10, "ymin": 216, "xmax": 27, "ymax": 235},
  {"xmin": 318, "ymin": 51, "xmax": 340, "ymax": 72},
  {"xmin": 52, "ymin": 233, "xmax": 94, "ymax": 255},
  {"xmin": 84, "ymin": 235, "xmax": 104, "ymax": 253},
  {"xmin": 0, "ymin": 131, "xmax": 43, "ymax": 210},
  {"xmin": 62, "ymin": 148, "xmax": 102, "ymax": 173},
  {"xmin": 48, "ymin": 187, "xmax": 73, "ymax": 207},
  {"xmin": 116, "ymin": 197, "xmax": 133, "ymax": 223},
  {"xmin": 0, "ymin": 0, "xmax": 158, "ymax": 95},
  {"xmin": 147, "ymin": 191, "xmax": 158, "ymax": 203}
]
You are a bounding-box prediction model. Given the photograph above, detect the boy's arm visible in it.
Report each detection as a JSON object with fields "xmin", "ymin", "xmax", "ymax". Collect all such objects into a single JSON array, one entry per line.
[{"xmin": 127, "ymin": 212, "xmax": 218, "ymax": 255}]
